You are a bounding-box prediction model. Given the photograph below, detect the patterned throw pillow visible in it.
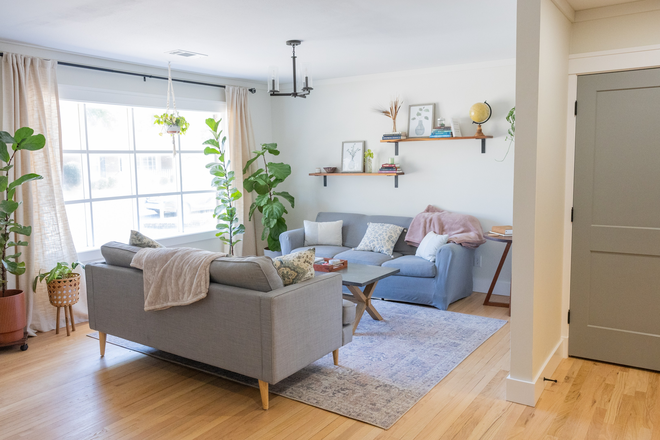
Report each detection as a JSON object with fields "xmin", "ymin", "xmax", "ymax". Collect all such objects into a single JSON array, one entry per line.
[
  {"xmin": 129, "ymin": 230, "xmax": 164, "ymax": 248},
  {"xmin": 272, "ymin": 248, "xmax": 316, "ymax": 286},
  {"xmin": 354, "ymin": 223, "xmax": 404, "ymax": 257}
]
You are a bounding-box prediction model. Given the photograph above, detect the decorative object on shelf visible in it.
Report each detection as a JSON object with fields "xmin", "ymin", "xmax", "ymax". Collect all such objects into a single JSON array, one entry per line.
[
  {"xmin": 429, "ymin": 126, "xmax": 453, "ymax": 138},
  {"xmin": 379, "ymin": 163, "xmax": 403, "ymax": 174},
  {"xmin": 268, "ymin": 40, "xmax": 313, "ymax": 98},
  {"xmin": 323, "ymin": 166, "xmax": 337, "ymax": 173},
  {"xmin": 0, "ymin": 127, "xmax": 46, "ymax": 351},
  {"xmin": 314, "ymin": 167, "xmax": 321, "ymax": 173},
  {"xmin": 33, "ymin": 262, "xmax": 83, "ymax": 337},
  {"xmin": 496, "ymin": 107, "xmax": 515, "ymax": 162},
  {"xmin": 204, "ymin": 117, "xmax": 244, "ymax": 256},
  {"xmin": 243, "ymin": 143, "xmax": 295, "ymax": 252},
  {"xmin": 154, "ymin": 62, "xmax": 190, "ymax": 155},
  {"xmin": 382, "ymin": 132, "xmax": 406, "ymax": 140},
  {"xmin": 469, "ymin": 101, "xmax": 492, "ymax": 137},
  {"xmin": 374, "ymin": 96, "xmax": 403, "ymax": 133},
  {"xmin": 341, "ymin": 141, "xmax": 365, "ymax": 173},
  {"xmin": 364, "ymin": 149, "xmax": 374, "ymax": 173},
  {"xmin": 449, "ymin": 118, "xmax": 462, "ymax": 137},
  {"xmin": 407, "ymin": 103, "xmax": 435, "ymax": 138}
]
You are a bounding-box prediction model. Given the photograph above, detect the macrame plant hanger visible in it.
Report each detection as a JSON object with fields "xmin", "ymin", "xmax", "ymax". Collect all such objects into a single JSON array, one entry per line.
[{"xmin": 165, "ymin": 62, "xmax": 178, "ymax": 156}]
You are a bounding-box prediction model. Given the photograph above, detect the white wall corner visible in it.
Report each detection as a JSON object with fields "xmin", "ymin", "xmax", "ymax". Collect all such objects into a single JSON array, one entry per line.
[
  {"xmin": 551, "ymin": 0, "xmax": 575, "ymax": 22},
  {"xmin": 506, "ymin": 337, "xmax": 566, "ymax": 406}
]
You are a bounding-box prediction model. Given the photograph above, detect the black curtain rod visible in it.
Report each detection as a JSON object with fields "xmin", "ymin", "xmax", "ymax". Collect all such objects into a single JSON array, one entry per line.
[{"xmin": 0, "ymin": 52, "xmax": 257, "ymax": 94}]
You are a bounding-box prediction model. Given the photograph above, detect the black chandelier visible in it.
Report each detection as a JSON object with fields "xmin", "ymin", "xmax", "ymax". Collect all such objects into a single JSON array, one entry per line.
[{"xmin": 268, "ymin": 40, "xmax": 313, "ymax": 98}]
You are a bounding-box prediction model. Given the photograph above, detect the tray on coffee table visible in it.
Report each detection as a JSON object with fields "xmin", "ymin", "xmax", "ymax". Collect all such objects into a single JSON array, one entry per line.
[{"xmin": 313, "ymin": 258, "xmax": 348, "ymax": 272}]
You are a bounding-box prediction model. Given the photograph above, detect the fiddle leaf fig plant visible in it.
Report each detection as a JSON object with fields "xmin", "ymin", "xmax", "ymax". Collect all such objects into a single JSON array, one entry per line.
[
  {"xmin": 242, "ymin": 143, "xmax": 295, "ymax": 252},
  {"xmin": 203, "ymin": 118, "xmax": 244, "ymax": 256},
  {"xmin": 0, "ymin": 127, "xmax": 46, "ymax": 297}
]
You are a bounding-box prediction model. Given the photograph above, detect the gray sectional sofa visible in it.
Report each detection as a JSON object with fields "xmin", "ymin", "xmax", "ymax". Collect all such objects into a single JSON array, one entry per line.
[
  {"xmin": 86, "ymin": 241, "xmax": 356, "ymax": 410},
  {"xmin": 280, "ymin": 212, "xmax": 475, "ymax": 310}
]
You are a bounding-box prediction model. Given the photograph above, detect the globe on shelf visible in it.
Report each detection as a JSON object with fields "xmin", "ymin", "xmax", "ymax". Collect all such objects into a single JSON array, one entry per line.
[{"xmin": 469, "ymin": 101, "xmax": 492, "ymax": 137}]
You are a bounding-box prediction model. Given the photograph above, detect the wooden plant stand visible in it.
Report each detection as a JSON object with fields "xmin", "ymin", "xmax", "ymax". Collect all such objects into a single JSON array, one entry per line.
[{"xmin": 47, "ymin": 274, "xmax": 81, "ymax": 337}]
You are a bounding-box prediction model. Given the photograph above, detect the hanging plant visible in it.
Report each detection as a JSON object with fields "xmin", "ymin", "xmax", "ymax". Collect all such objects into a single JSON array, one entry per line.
[
  {"xmin": 154, "ymin": 113, "xmax": 189, "ymax": 136},
  {"xmin": 153, "ymin": 62, "xmax": 189, "ymax": 155},
  {"xmin": 496, "ymin": 107, "xmax": 515, "ymax": 162}
]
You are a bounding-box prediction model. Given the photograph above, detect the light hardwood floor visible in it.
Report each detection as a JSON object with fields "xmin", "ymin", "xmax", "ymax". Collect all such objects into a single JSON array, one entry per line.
[{"xmin": 0, "ymin": 292, "xmax": 657, "ymax": 439}]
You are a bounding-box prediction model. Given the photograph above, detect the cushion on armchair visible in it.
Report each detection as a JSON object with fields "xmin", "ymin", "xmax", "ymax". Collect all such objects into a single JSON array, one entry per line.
[{"xmin": 272, "ymin": 248, "xmax": 316, "ymax": 286}]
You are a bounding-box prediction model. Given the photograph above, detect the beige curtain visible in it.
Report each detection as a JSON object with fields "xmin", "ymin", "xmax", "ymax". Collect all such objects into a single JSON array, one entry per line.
[
  {"xmin": 226, "ymin": 86, "xmax": 258, "ymax": 257},
  {"xmin": 2, "ymin": 53, "xmax": 86, "ymax": 335}
]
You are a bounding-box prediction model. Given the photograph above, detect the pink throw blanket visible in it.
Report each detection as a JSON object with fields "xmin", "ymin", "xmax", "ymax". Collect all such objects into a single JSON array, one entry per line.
[{"xmin": 405, "ymin": 205, "xmax": 486, "ymax": 249}]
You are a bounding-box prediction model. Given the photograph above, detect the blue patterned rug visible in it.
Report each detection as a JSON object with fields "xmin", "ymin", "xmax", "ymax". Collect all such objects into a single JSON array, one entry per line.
[{"xmin": 88, "ymin": 300, "xmax": 506, "ymax": 429}]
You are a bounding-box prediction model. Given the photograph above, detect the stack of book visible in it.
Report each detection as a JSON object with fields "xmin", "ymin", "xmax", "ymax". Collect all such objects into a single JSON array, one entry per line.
[
  {"xmin": 489, "ymin": 225, "xmax": 513, "ymax": 236},
  {"xmin": 382, "ymin": 132, "xmax": 407, "ymax": 140},
  {"xmin": 379, "ymin": 163, "xmax": 403, "ymax": 174},
  {"xmin": 429, "ymin": 126, "xmax": 453, "ymax": 138}
]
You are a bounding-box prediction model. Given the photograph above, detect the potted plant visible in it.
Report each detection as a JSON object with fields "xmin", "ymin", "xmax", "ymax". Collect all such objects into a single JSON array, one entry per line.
[
  {"xmin": 0, "ymin": 127, "xmax": 46, "ymax": 349},
  {"xmin": 33, "ymin": 262, "xmax": 84, "ymax": 336},
  {"xmin": 243, "ymin": 143, "xmax": 295, "ymax": 256},
  {"xmin": 203, "ymin": 118, "xmax": 244, "ymax": 256},
  {"xmin": 154, "ymin": 112, "xmax": 190, "ymax": 136},
  {"xmin": 496, "ymin": 107, "xmax": 515, "ymax": 162}
]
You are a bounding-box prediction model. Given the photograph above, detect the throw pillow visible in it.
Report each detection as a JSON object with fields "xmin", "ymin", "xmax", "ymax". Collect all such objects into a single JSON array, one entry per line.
[
  {"xmin": 129, "ymin": 230, "xmax": 164, "ymax": 248},
  {"xmin": 354, "ymin": 223, "xmax": 404, "ymax": 257},
  {"xmin": 415, "ymin": 231, "xmax": 449, "ymax": 262},
  {"xmin": 303, "ymin": 220, "xmax": 343, "ymax": 246},
  {"xmin": 272, "ymin": 248, "xmax": 315, "ymax": 286}
]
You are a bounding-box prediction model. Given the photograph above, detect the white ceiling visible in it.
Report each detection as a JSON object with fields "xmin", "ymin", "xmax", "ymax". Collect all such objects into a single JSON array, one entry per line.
[
  {"xmin": 566, "ymin": 0, "xmax": 640, "ymax": 10},
  {"xmin": 0, "ymin": 0, "xmax": 517, "ymax": 82}
]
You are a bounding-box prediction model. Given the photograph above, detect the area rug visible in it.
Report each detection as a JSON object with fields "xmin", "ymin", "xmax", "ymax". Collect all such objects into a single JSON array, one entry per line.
[{"xmin": 87, "ymin": 300, "xmax": 506, "ymax": 429}]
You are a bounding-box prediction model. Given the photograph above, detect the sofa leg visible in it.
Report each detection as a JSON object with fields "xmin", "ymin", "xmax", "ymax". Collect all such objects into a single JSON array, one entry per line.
[
  {"xmin": 333, "ymin": 349, "xmax": 339, "ymax": 366},
  {"xmin": 258, "ymin": 380, "xmax": 269, "ymax": 410},
  {"xmin": 99, "ymin": 332, "xmax": 107, "ymax": 357}
]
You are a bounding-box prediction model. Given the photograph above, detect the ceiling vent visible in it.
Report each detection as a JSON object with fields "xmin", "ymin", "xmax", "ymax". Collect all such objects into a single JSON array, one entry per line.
[{"xmin": 166, "ymin": 50, "xmax": 207, "ymax": 58}]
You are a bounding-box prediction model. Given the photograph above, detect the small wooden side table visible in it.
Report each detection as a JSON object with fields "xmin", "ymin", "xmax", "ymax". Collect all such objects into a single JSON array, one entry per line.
[{"xmin": 483, "ymin": 234, "xmax": 512, "ymax": 315}]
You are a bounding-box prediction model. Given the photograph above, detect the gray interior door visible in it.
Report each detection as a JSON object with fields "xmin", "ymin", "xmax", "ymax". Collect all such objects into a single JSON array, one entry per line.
[{"xmin": 570, "ymin": 68, "xmax": 660, "ymax": 370}]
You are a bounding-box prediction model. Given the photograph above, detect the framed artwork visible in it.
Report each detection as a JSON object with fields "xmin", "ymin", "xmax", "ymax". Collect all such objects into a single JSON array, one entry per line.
[
  {"xmin": 341, "ymin": 141, "xmax": 365, "ymax": 173},
  {"xmin": 407, "ymin": 103, "xmax": 435, "ymax": 138}
]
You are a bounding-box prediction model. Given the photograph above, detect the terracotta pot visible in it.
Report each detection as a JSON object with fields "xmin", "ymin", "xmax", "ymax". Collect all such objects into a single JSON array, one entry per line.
[{"xmin": 0, "ymin": 290, "xmax": 26, "ymax": 344}]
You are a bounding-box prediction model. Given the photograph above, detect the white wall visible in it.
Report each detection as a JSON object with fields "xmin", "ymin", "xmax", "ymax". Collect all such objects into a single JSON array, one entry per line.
[
  {"xmin": 0, "ymin": 40, "xmax": 272, "ymax": 255},
  {"xmin": 571, "ymin": 3, "xmax": 660, "ymax": 54},
  {"xmin": 270, "ymin": 61, "xmax": 516, "ymax": 295},
  {"xmin": 508, "ymin": 0, "xmax": 571, "ymax": 406}
]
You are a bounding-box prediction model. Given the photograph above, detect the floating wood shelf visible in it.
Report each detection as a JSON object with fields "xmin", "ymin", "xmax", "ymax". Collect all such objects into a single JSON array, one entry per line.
[
  {"xmin": 380, "ymin": 135, "xmax": 493, "ymax": 155},
  {"xmin": 309, "ymin": 172, "xmax": 405, "ymax": 188}
]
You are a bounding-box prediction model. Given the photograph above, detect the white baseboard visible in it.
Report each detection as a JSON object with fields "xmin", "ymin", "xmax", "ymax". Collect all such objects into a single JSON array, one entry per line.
[
  {"xmin": 473, "ymin": 277, "xmax": 510, "ymax": 296},
  {"xmin": 506, "ymin": 337, "xmax": 567, "ymax": 406}
]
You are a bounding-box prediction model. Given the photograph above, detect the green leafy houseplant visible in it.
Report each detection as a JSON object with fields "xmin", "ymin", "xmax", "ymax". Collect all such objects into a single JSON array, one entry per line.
[
  {"xmin": 32, "ymin": 262, "xmax": 84, "ymax": 291},
  {"xmin": 242, "ymin": 144, "xmax": 295, "ymax": 253},
  {"xmin": 203, "ymin": 118, "xmax": 244, "ymax": 256},
  {"xmin": 496, "ymin": 107, "xmax": 515, "ymax": 162},
  {"xmin": 0, "ymin": 128, "xmax": 45, "ymax": 297},
  {"xmin": 153, "ymin": 112, "xmax": 190, "ymax": 136}
]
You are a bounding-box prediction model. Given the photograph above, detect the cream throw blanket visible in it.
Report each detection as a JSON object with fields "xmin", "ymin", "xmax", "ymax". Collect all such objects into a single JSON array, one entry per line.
[{"xmin": 130, "ymin": 247, "xmax": 227, "ymax": 311}]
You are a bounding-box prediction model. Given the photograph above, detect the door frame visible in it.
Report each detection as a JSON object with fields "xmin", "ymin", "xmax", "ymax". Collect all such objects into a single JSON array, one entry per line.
[{"xmin": 560, "ymin": 46, "xmax": 660, "ymax": 355}]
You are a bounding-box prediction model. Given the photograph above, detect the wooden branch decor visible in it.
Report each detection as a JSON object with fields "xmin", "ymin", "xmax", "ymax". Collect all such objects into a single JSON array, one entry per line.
[{"xmin": 375, "ymin": 96, "xmax": 403, "ymax": 133}]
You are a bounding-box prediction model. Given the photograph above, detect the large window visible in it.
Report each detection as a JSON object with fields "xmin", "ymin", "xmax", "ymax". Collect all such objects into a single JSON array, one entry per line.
[{"xmin": 60, "ymin": 101, "xmax": 219, "ymax": 250}]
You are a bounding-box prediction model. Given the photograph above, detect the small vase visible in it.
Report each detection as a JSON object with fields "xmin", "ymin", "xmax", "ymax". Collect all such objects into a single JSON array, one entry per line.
[{"xmin": 365, "ymin": 157, "xmax": 373, "ymax": 173}]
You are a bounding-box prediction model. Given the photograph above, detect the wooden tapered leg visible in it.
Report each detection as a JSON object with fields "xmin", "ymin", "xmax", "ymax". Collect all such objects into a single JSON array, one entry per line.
[
  {"xmin": 258, "ymin": 380, "xmax": 269, "ymax": 410},
  {"xmin": 333, "ymin": 349, "xmax": 339, "ymax": 366},
  {"xmin": 99, "ymin": 332, "xmax": 107, "ymax": 357},
  {"xmin": 55, "ymin": 307, "xmax": 60, "ymax": 335},
  {"xmin": 64, "ymin": 306, "xmax": 71, "ymax": 336},
  {"xmin": 69, "ymin": 306, "xmax": 76, "ymax": 332}
]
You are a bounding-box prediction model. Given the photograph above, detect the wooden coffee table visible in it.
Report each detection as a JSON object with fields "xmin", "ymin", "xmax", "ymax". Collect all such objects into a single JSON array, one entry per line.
[{"xmin": 319, "ymin": 263, "xmax": 399, "ymax": 334}]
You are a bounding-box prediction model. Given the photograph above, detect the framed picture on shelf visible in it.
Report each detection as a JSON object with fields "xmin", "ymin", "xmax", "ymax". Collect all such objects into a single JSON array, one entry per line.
[
  {"xmin": 407, "ymin": 103, "xmax": 435, "ymax": 138},
  {"xmin": 341, "ymin": 141, "xmax": 365, "ymax": 173}
]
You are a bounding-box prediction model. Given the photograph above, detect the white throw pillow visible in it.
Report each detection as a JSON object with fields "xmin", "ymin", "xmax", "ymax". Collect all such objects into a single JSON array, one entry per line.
[
  {"xmin": 303, "ymin": 220, "xmax": 343, "ymax": 246},
  {"xmin": 354, "ymin": 222, "xmax": 404, "ymax": 257},
  {"xmin": 415, "ymin": 231, "xmax": 449, "ymax": 262}
]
